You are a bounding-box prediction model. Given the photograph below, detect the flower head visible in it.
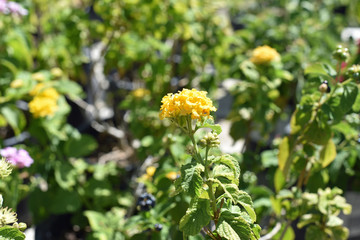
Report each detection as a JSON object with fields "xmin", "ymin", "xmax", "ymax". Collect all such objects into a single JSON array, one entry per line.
[
  {"xmin": 28, "ymin": 96, "xmax": 58, "ymax": 118},
  {"xmin": 250, "ymin": 45, "xmax": 280, "ymax": 65},
  {"xmin": 159, "ymin": 88, "xmax": 217, "ymax": 120},
  {"xmin": 0, "ymin": 207, "xmax": 17, "ymax": 226},
  {"xmin": 0, "ymin": 157, "xmax": 12, "ymax": 178},
  {"xmin": 0, "ymin": 147, "xmax": 34, "ymax": 168},
  {"xmin": 29, "ymin": 84, "xmax": 59, "ymax": 118}
]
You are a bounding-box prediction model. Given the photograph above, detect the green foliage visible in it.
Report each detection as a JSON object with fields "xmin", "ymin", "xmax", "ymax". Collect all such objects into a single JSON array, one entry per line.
[{"xmin": 0, "ymin": 226, "xmax": 25, "ymax": 240}]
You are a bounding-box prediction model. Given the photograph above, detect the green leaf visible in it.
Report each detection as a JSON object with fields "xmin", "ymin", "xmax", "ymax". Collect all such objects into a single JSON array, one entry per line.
[
  {"xmin": 180, "ymin": 163, "xmax": 204, "ymax": 197},
  {"xmin": 212, "ymin": 164, "xmax": 235, "ymax": 183},
  {"xmin": 214, "ymin": 180, "xmax": 256, "ymax": 223},
  {"xmin": 201, "ymin": 118, "xmax": 222, "ymax": 134},
  {"xmin": 0, "ymin": 105, "xmax": 26, "ymax": 136},
  {"xmin": 305, "ymin": 225, "xmax": 328, "ymax": 240},
  {"xmin": 240, "ymin": 60, "xmax": 259, "ymax": 81},
  {"xmin": 278, "ymin": 136, "xmax": 295, "ymax": 178},
  {"xmin": 319, "ymin": 139, "xmax": 336, "ymax": 168},
  {"xmin": 290, "ymin": 108, "xmax": 312, "ymax": 134},
  {"xmin": 64, "ymin": 134, "xmax": 98, "ymax": 157},
  {"xmin": 261, "ymin": 150, "xmax": 279, "ymax": 168},
  {"xmin": 216, "ymin": 219, "xmax": 240, "ymax": 240},
  {"xmin": 213, "ymin": 154, "xmax": 240, "ymax": 185},
  {"xmin": 216, "ymin": 209, "xmax": 256, "ymax": 240},
  {"xmin": 54, "ymin": 79, "xmax": 84, "ymax": 99},
  {"xmin": 303, "ymin": 120, "xmax": 331, "ymax": 145},
  {"xmin": 304, "ymin": 63, "xmax": 331, "ymax": 79},
  {"xmin": 50, "ymin": 189, "xmax": 82, "ymax": 214},
  {"xmin": 330, "ymin": 226, "xmax": 349, "ymax": 240},
  {"xmin": 0, "ymin": 226, "xmax": 25, "ymax": 240},
  {"xmin": 179, "ymin": 198, "xmax": 211, "ymax": 236},
  {"xmin": 84, "ymin": 211, "xmax": 108, "ymax": 231},
  {"xmin": 54, "ymin": 161, "xmax": 77, "ymax": 189},
  {"xmin": 352, "ymin": 85, "xmax": 360, "ymax": 112},
  {"xmin": 274, "ymin": 168, "xmax": 285, "ymax": 193},
  {"xmin": 340, "ymin": 82, "xmax": 358, "ymax": 114}
]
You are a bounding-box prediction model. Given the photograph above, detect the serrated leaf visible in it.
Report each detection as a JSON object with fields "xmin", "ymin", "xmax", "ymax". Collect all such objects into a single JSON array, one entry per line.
[
  {"xmin": 180, "ymin": 163, "xmax": 204, "ymax": 197},
  {"xmin": 212, "ymin": 164, "xmax": 235, "ymax": 183},
  {"xmin": 216, "ymin": 209, "xmax": 256, "ymax": 240},
  {"xmin": 213, "ymin": 180, "xmax": 256, "ymax": 222},
  {"xmin": 319, "ymin": 139, "xmax": 336, "ymax": 168},
  {"xmin": 216, "ymin": 219, "xmax": 240, "ymax": 240},
  {"xmin": 0, "ymin": 226, "xmax": 25, "ymax": 240},
  {"xmin": 179, "ymin": 198, "xmax": 211, "ymax": 236},
  {"xmin": 213, "ymin": 154, "xmax": 240, "ymax": 185}
]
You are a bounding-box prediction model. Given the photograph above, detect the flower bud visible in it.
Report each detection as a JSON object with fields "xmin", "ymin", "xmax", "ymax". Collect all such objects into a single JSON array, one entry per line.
[
  {"xmin": 346, "ymin": 64, "xmax": 360, "ymax": 81},
  {"xmin": 332, "ymin": 45, "xmax": 350, "ymax": 62},
  {"xmin": 200, "ymin": 132, "xmax": 220, "ymax": 148}
]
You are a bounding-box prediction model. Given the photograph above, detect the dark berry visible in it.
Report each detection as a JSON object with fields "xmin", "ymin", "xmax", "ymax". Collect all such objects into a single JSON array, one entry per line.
[
  {"xmin": 154, "ymin": 224, "xmax": 163, "ymax": 231},
  {"xmin": 136, "ymin": 192, "xmax": 156, "ymax": 212}
]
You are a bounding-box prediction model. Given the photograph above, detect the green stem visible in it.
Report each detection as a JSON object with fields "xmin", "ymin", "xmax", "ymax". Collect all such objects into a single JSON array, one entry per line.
[
  {"xmin": 204, "ymin": 146, "xmax": 218, "ymax": 224},
  {"xmin": 186, "ymin": 116, "xmax": 203, "ymax": 164},
  {"xmin": 279, "ymin": 220, "xmax": 291, "ymax": 240}
]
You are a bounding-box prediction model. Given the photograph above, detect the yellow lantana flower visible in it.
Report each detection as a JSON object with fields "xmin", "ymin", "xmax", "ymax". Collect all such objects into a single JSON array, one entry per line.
[
  {"xmin": 28, "ymin": 84, "xmax": 60, "ymax": 118},
  {"xmin": 159, "ymin": 88, "xmax": 217, "ymax": 120},
  {"xmin": 250, "ymin": 45, "xmax": 280, "ymax": 65},
  {"xmin": 28, "ymin": 96, "xmax": 58, "ymax": 118}
]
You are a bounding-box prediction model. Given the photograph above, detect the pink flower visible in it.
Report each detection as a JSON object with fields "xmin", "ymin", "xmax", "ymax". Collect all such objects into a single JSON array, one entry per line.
[{"xmin": 0, "ymin": 147, "xmax": 34, "ymax": 168}]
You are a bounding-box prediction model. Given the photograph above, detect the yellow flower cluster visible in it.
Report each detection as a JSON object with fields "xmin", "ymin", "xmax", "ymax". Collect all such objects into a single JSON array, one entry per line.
[
  {"xmin": 159, "ymin": 88, "xmax": 217, "ymax": 120},
  {"xmin": 28, "ymin": 83, "xmax": 60, "ymax": 118},
  {"xmin": 250, "ymin": 45, "xmax": 280, "ymax": 65}
]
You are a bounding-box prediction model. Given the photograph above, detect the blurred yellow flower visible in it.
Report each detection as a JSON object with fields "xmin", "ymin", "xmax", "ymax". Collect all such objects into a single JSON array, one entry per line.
[
  {"xmin": 146, "ymin": 166, "xmax": 156, "ymax": 177},
  {"xmin": 250, "ymin": 45, "xmax": 280, "ymax": 65},
  {"xmin": 39, "ymin": 88, "xmax": 60, "ymax": 100},
  {"xmin": 28, "ymin": 96, "xmax": 58, "ymax": 118},
  {"xmin": 159, "ymin": 89, "xmax": 216, "ymax": 120},
  {"xmin": 32, "ymin": 72, "xmax": 45, "ymax": 82},
  {"xmin": 30, "ymin": 84, "xmax": 59, "ymax": 100},
  {"xmin": 132, "ymin": 88, "xmax": 150, "ymax": 98},
  {"xmin": 10, "ymin": 79, "xmax": 24, "ymax": 88},
  {"xmin": 166, "ymin": 171, "xmax": 178, "ymax": 181},
  {"xmin": 50, "ymin": 68, "xmax": 63, "ymax": 78},
  {"xmin": 29, "ymin": 83, "xmax": 60, "ymax": 118}
]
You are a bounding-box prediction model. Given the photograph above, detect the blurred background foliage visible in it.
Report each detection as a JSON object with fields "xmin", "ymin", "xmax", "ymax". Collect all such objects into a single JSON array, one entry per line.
[{"xmin": 0, "ymin": 0, "xmax": 360, "ymax": 239}]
